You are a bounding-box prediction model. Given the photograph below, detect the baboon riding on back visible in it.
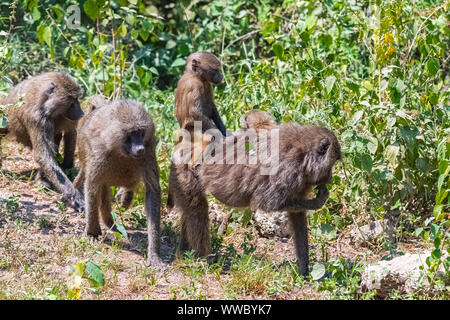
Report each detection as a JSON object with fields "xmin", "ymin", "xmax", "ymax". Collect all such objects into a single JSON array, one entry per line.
[{"xmin": 169, "ymin": 122, "xmax": 341, "ymax": 276}]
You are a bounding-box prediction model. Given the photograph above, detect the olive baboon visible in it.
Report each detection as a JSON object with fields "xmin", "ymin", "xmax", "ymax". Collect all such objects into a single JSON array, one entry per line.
[
  {"xmin": 169, "ymin": 123, "xmax": 341, "ymax": 276},
  {"xmin": 240, "ymin": 109, "xmax": 276, "ymax": 131},
  {"xmin": 0, "ymin": 72, "xmax": 85, "ymax": 211},
  {"xmin": 175, "ymin": 51, "xmax": 227, "ymax": 136},
  {"xmin": 73, "ymin": 97, "xmax": 163, "ymax": 267}
]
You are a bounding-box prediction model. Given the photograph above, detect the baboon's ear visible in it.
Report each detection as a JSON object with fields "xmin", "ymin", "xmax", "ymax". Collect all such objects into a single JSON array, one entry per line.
[
  {"xmin": 317, "ymin": 138, "xmax": 330, "ymax": 156},
  {"xmin": 192, "ymin": 59, "xmax": 199, "ymax": 72},
  {"xmin": 45, "ymin": 82, "xmax": 56, "ymax": 96}
]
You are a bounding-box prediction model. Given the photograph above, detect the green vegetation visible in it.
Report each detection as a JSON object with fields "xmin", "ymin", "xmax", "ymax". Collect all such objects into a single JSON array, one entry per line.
[{"xmin": 0, "ymin": 0, "xmax": 448, "ymax": 299}]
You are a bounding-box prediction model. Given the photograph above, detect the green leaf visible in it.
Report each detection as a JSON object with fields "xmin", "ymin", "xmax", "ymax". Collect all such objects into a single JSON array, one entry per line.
[
  {"xmin": 360, "ymin": 154, "xmax": 373, "ymax": 172},
  {"xmin": 351, "ymin": 110, "xmax": 363, "ymax": 124},
  {"xmin": 85, "ymin": 261, "xmax": 105, "ymax": 287},
  {"xmin": 430, "ymin": 224, "xmax": 438, "ymax": 237},
  {"xmin": 149, "ymin": 67, "xmax": 159, "ymax": 75},
  {"xmin": 0, "ymin": 116, "xmax": 8, "ymax": 129},
  {"xmin": 431, "ymin": 249, "xmax": 441, "ymax": 260},
  {"xmin": 433, "ymin": 204, "xmax": 445, "ymax": 220},
  {"xmin": 171, "ymin": 58, "xmax": 186, "ymax": 68},
  {"xmin": 272, "ymin": 41, "xmax": 284, "ymax": 60},
  {"xmin": 437, "ymin": 174, "xmax": 445, "ymax": 191},
  {"xmin": 304, "ymin": 15, "xmax": 317, "ymax": 31},
  {"xmin": 385, "ymin": 144, "xmax": 399, "ymax": 167},
  {"xmin": 36, "ymin": 24, "xmax": 51, "ymax": 46},
  {"xmin": 84, "ymin": 0, "xmax": 101, "ymax": 21},
  {"xmin": 414, "ymin": 227, "xmax": 423, "ymax": 237},
  {"xmin": 115, "ymin": 223, "xmax": 128, "ymax": 240},
  {"xmin": 311, "ymin": 263, "xmax": 326, "ymax": 280},
  {"xmin": 367, "ymin": 137, "xmax": 378, "ymax": 155},
  {"xmin": 347, "ymin": 81, "xmax": 360, "ymax": 96},
  {"xmin": 31, "ymin": 7, "xmax": 41, "ymax": 21},
  {"xmin": 325, "ymin": 75, "xmax": 336, "ymax": 94},
  {"xmin": 426, "ymin": 58, "xmax": 439, "ymax": 76},
  {"xmin": 116, "ymin": 24, "xmax": 127, "ymax": 38},
  {"xmin": 438, "ymin": 160, "xmax": 448, "ymax": 175}
]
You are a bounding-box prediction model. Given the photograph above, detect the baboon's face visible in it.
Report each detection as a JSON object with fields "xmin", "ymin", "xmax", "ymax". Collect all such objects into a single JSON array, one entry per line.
[
  {"xmin": 65, "ymin": 99, "xmax": 84, "ymax": 121},
  {"xmin": 311, "ymin": 136, "xmax": 340, "ymax": 185},
  {"xmin": 190, "ymin": 53, "xmax": 223, "ymax": 84},
  {"xmin": 122, "ymin": 129, "xmax": 146, "ymax": 158},
  {"xmin": 45, "ymin": 81, "xmax": 84, "ymax": 121}
]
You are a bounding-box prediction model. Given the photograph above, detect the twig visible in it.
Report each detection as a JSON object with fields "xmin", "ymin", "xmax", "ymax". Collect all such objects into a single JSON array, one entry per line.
[
  {"xmin": 45, "ymin": 8, "xmax": 101, "ymax": 93},
  {"xmin": 224, "ymin": 29, "xmax": 259, "ymax": 51},
  {"xmin": 406, "ymin": 5, "xmax": 444, "ymax": 61},
  {"xmin": 97, "ymin": 18, "xmax": 106, "ymax": 94},
  {"xmin": 110, "ymin": 6, "xmax": 117, "ymax": 99},
  {"xmin": 180, "ymin": 2, "xmax": 195, "ymax": 50}
]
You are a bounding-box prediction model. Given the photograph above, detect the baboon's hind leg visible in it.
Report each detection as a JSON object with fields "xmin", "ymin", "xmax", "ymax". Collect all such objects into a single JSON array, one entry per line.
[
  {"xmin": 116, "ymin": 187, "xmax": 134, "ymax": 209},
  {"xmin": 172, "ymin": 165, "xmax": 210, "ymax": 256},
  {"xmin": 84, "ymin": 179, "xmax": 101, "ymax": 237},
  {"xmin": 99, "ymin": 185, "xmax": 114, "ymax": 229},
  {"xmin": 180, "ymin": 193, "xmax": 210, "ymax": 256}
]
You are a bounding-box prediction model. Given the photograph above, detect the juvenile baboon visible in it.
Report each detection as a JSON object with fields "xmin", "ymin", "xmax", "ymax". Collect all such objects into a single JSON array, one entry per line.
[
  {"xmin": 240, "ymin": 109, "xmax": 276, "ymax": 131},
  {"xmin": 169, "ymin": 123, "xmax": 341, "ymax": 276},
  {"xmin": 175, "ymin": 51, "xmax": 227, "ymax": 136},
  {"xmin": 73, "ymin": 98, "xmax": 163, "ymax": 267},
  {"xmin": 0, "ymin": 72, "xmax": 85, "ymax": 211}
]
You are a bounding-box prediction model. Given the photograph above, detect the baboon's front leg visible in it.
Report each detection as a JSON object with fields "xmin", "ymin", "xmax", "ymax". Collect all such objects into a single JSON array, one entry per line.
[
  {"xmin": 288, "ymin": 211, "xmax": 310, "ymax": 277},
  {"xmin": 144, "ymin": 150, "xmax": 164, "ymax": 268}
]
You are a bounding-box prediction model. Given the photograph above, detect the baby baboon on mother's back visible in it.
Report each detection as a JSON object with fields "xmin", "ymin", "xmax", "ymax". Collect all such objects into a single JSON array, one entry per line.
[
  {"xmin": 169, "ymin": 123, "xmax": 341, "ymax": 276},
  {"xmin": 74, "ymin": 97, "xmax": 163, "ymax": 267},
  {"xmin": 175, "ymin": 51, "xmax": 227, "ymax": 136},
  {"xmin": 0, "ymin": 72, "xmax": 84, "ymax": 211},
  {"xmin": 240, "ymin": 109, "xmax": 276, "ymax": 131}
]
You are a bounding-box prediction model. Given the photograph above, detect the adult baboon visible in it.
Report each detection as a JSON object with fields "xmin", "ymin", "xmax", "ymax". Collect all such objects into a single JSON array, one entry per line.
[
  {"xmin": 240, "ymin": 109, "xmax": 276, "ymax": 131},
  {"xmin": 73, "ymin": 97, "xmax": 163, "ymax": 267},
  {"xmin": 0, "ymin": 72, "xmax": 85, "ymax": 211},
  {"xmin": 174, "ymin": 51, "xmax": 227, "ymax": 136},
  {"xmin": 169, "ymin": 123, "xmax": 341, "ymax": 276}
]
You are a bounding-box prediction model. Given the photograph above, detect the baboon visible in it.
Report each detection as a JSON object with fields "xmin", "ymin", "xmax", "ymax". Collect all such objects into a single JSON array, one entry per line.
[
  {"xmin": 175, "ymin": 51, "xmax": 227, "ymax": 136},
  {"xmin": 169, "ymin": 123, "xmax": 341, "ymax": 276},
  {"xmin": 73, "ymin": 97, "xmax": 163, "ymax": 267},
  {"xmin": 0, "ymin": 72, "xmax": 85, "ymax": 211},
  {"xmin": 240, "ymin": 109, "xmax": 276, "ymax": 131}
]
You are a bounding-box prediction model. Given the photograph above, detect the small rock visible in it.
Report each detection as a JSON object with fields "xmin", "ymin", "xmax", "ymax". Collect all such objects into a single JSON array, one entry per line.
[
  {"xmin": 360, "ymin": 251, "xmax": 448, "ymax": 298},
  {"xmin": 350, "ymin": 219, "xmax": 394, "ymax": 245},
  {"xmin": 252, "ymin": 210, "xmax": 291, "ymax": 238}
]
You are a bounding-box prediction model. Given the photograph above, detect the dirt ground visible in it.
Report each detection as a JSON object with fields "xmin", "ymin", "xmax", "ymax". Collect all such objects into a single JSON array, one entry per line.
[{"xmin": 0, "ymin": 137, "xmax": 427, "ymax": 300}]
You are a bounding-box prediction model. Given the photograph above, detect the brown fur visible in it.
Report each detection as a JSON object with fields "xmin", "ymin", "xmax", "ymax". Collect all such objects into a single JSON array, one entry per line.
[
  {"xmin": 0, "ymin": 72, "xmax": 85, "ymax": 211},
  {"xmin": 240, "ymin": 109, "xmax": 276, "ymax": 131},
  {"xmin": 74, "ymin": 98, "xmax": 163, "ymax": 267},
  {"xmin": 169, "ymin": 123, "xmax": 341, "ymax": 275},
  {"xmin": 174, "ymin": 52, "xmax": 227, "ymax": 136}
]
